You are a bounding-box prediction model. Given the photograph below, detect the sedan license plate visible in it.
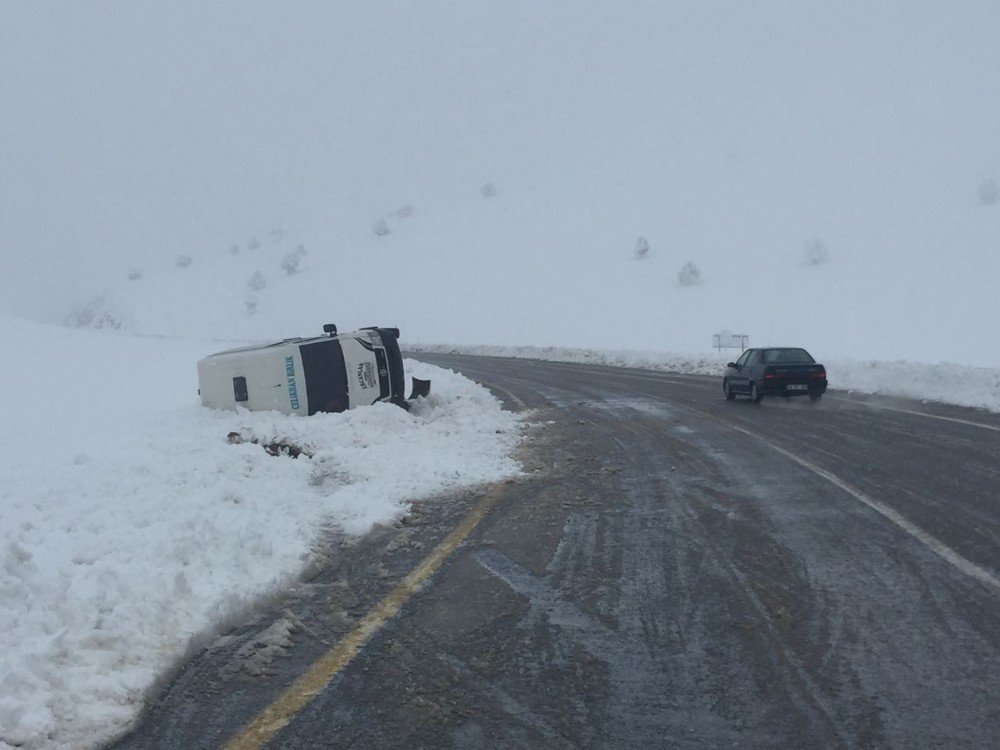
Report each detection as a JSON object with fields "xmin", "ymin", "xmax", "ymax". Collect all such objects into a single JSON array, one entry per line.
[{"xmin": 786, "ymin": 384, "xmax": 808, "ymax": 391}]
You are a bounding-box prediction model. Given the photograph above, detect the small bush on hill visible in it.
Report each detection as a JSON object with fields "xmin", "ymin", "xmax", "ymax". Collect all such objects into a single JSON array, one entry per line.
[
  {"xmin": 678, "ymin": 261, "xmax": 703, "ymax": 286},
  {"xmin": 68, "ymin": 296, "xmax": 127, "ymax": 330},
  {"xmin": 247, "ymin": 270, "xmax": 266, "ymax": 291},
  {"xmin": 634, "ymin": 236, "xmax": 650, "ymax": 260},
  {"xmin": 280, "ymin": 245, "xmax": 307, "ymax": 275},
  {"xmin": 802, "ymin": 237, "xmax": 829, "ymax": 266}
]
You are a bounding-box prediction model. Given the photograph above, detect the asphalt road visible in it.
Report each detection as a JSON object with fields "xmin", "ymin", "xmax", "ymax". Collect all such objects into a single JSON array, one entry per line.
[{"xmin": 110, "ymin": 354, "xmax": 1000, "ymax": 750}]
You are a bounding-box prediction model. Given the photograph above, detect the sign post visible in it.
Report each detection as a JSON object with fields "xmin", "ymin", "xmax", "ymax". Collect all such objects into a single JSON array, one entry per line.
[{"xmin": 712, "ymin": 331, "xmax": 749, "ymax": 353}]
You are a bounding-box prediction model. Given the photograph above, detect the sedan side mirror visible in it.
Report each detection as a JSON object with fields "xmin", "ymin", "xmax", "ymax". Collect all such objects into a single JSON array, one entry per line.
[{"xmin": 726, "ymin": 362, "xmax": 737, "ymax": 369}]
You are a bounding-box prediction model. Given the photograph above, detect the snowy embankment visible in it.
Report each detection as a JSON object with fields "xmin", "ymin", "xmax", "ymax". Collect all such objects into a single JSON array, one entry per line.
[
  {"xmin": 411, "ymin": 343, "xmax": 1000, "ymax": 413},
  {"xmin": 0, "ymin": 315, "xmax": 521, "ymax": 750}
]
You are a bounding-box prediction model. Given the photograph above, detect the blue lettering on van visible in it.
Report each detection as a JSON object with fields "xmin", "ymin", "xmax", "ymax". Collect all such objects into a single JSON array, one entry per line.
[{"xmin": 285, "ymin": 356, "xmax": 300, "ymax": 410}]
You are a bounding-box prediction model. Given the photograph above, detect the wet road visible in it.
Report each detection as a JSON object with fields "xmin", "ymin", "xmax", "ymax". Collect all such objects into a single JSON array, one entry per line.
[{"xmin": 111, "ymin": 354, "xmax": 1000, "ymax": 749}]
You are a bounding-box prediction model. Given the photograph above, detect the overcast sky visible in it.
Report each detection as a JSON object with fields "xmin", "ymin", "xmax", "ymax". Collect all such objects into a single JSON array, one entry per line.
[{"xmin": 2, "ymin": 2, "xmax": 998, "ymax": 344}]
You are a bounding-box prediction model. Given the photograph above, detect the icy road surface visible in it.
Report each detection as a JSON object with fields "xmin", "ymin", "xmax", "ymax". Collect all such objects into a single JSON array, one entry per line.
[{"xmin": 112, "ymin": 353, "xmax": 1000, "ymax": 749}]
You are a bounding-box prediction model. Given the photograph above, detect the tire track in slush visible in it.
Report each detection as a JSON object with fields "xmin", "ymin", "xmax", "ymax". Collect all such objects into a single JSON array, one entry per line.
[
  {"xmin": 618, "ymin": 416, "xmax": 852, "ymax": 749},
  {"xmin": 689, "ymin": 410, "xmax": 1000, "ymax": 597}
]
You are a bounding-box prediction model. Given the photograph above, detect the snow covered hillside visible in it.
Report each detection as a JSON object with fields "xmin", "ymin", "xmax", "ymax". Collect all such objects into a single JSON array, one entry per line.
[
  {"xmin": 3, "ymin": 4, "xmax": 999, "ymax": 368},
  {"xmin": 0, "ymin": 314, "xmax": 521, "ymax": 750}
]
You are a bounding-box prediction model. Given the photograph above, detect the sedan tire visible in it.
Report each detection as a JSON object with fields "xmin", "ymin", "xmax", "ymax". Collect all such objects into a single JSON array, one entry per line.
[
  {"xmin": 750, "ymin": 382, "xmax": 763, "ymax": 404},
  {"xmin": 724, "ymin": 380, "xmax": 735, "ymax": 401}
]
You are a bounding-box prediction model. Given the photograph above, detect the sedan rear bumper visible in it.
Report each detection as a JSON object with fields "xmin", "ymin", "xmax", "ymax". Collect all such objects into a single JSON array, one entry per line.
[{"xmin": 760, "ymin": 379, "xmax": 827, "ymax": 396}]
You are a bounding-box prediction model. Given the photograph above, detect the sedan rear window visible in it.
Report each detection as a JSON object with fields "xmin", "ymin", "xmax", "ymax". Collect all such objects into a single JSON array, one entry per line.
[{"xmin": 763, "ymin": 348, "xmax": 815, "ymax": 364}]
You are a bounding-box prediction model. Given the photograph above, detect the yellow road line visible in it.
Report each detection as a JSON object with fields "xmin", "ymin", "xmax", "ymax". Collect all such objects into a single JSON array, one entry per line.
[{"xmin": 223, "ymin": 486, "xmax": 507, "ymax": 750}]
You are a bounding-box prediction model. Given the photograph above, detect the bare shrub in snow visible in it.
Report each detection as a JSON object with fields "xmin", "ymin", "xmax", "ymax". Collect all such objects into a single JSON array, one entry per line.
[
  {"xmin": 979, "ymin": 178, "xmax": 998, "ymax": 206},
  {"xmin": 481, "ymin": 182, "xmax": 498, "ymax": 198},
  {"xmin": 802, "ymin": 237, "xmax": 829, "ymax": 266},
  {"xmin": 280, "ymin": 245, "xmax": 307, "ymax": 275},
  {"xmin": 229, "ymin": 243, "xmax": 241, "ymax": 255},
  {"xmin": 175, "ymin": 254, "xmax": 193, "ymax": 268},
  {"xmin": 245, "ymin": 296, "xmax": 258, "ymax": 315},
  {"xmin": 677, "ymin": 261, "xmax": 703, "ymax": 286},
  {"xmin": 269, "ymin": 227, "xmax": 285, "ymax": 243},
  {"xmin": 248, "ymin": 237, "xmax": 261, "ymax": 250},
  {"xmin": 68, "ymin": 296, "xmax": 127, "ymax": 330},
  {"xmin": 247, "ymin": 270, "xmax": 267, "ymax": 291},
  {"xmin": 373, "ymin": 218, "xmax": 390, "ymax": 237},
  {"xmin": 395, "ymin": 205, "xmax": 414, "ymax": 218},
  {"xmin": 126, "ymin": 268, "xmax": 143, "ymax": 281},
  {"xmin": 634, "ymin": 236, "xmax": 650, "ymax": 260}
]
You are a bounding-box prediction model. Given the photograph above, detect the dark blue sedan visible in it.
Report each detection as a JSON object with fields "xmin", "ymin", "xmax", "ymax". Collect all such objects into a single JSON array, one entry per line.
[{"xmin": 723, "ymin": 348, "xmax": 827, "ymax": 403}]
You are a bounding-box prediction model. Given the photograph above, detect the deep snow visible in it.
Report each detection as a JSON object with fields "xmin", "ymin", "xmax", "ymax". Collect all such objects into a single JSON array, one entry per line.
[{"xmin": 0, "ymin": 314, "xmax": 521, "ymax": 750}]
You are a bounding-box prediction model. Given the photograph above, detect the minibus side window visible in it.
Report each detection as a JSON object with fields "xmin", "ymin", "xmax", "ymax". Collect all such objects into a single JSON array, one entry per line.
[{"xmin": 233, "ymin": 377, "xmax": 248, "ymax": 402}]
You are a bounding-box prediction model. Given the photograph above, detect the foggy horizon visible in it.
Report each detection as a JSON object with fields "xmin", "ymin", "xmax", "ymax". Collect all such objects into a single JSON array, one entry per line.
[{"xmin": 3, "ymin": 2, "xmax": 999, "ymax": 364}]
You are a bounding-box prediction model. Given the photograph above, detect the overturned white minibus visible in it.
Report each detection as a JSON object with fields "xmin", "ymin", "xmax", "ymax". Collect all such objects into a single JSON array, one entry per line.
[{"xmin": 197, "ymin": 325, "xmax": 429, "ymax": 415}]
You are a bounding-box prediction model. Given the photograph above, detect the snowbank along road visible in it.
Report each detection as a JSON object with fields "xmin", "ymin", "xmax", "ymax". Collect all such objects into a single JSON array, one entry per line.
[{"xmin": 111, "ymin": 354, "xmax": 1000, "ymax": 749}]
